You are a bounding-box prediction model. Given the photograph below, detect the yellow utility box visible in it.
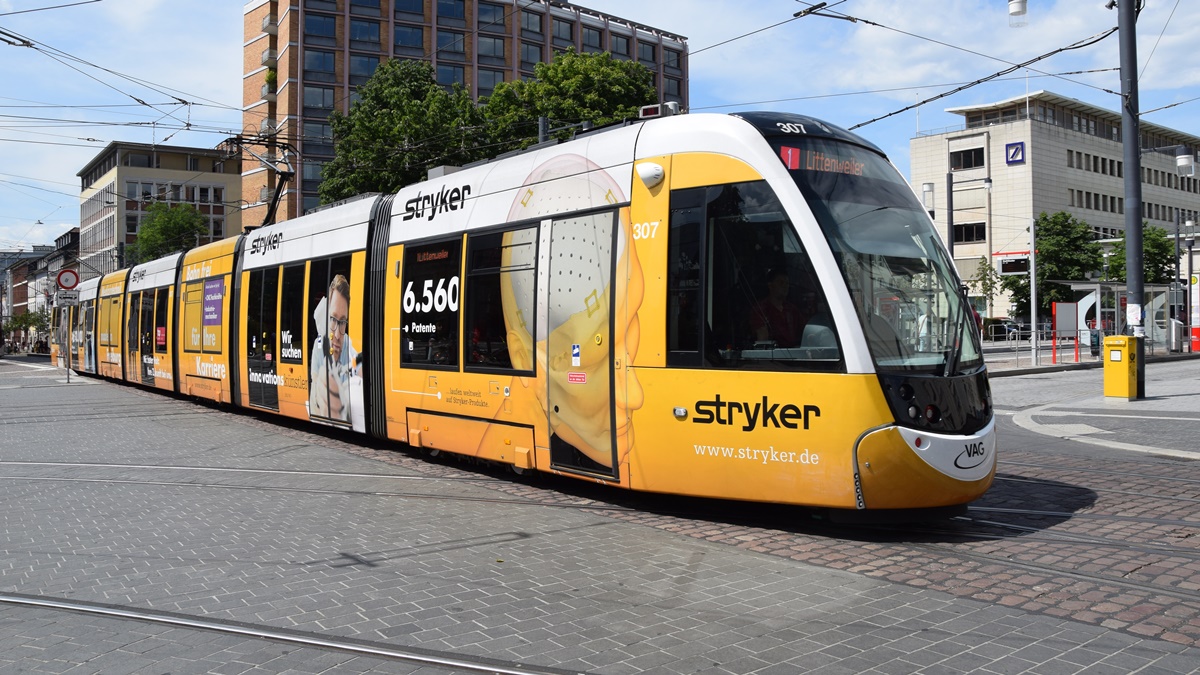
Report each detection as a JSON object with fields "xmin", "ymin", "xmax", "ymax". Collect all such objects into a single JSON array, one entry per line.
[{"xmin": 1103, "ymin": 336, "xmax": 1137, "ymax": 400}]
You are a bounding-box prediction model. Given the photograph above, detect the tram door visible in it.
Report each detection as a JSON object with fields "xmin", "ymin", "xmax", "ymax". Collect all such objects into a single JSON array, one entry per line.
[{"xmin": 546, "ymin": 210, "xmax": 620, "ymax": 479}]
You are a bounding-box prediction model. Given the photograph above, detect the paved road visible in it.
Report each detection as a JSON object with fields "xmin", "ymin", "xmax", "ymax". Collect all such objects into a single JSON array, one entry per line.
[{"xmin": 2, "ymin": 353, "xmax": 1199, "ymax": 674}]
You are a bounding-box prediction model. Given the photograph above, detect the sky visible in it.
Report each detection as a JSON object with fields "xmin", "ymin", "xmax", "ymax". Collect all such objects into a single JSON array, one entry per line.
[{"xmin": 1, "ymin": 0, "xmax": 1198, "ymax": 252}]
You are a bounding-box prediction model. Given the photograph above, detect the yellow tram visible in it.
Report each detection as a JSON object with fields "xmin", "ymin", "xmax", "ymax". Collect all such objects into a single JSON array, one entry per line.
[{"xmin": 49, "ymin": 110, "xmax": 996, "ymax": 511}]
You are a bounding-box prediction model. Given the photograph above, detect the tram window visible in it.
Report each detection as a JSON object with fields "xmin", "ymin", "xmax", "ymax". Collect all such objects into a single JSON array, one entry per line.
[
  {"xmin": 667, "ymin": 189, "xmax": 704, "ymax": 366},
  {"xmin": 154, "ymin": 288, "xmax": 169, "ymax": 353},
  {"xmin": 401, "ymin": 239, "xmax": 462, "ymax": 369},
  {"xmin": 139, "ymin": 290, "xmax": 155, "ymax": 354},
  {"xmin": 247, "ymin": 268, "xmax": 279, "ymax": 361},
  {"xmin": 464, "ymin": 226, "xmax": 536, "ymax": 373},
  {"xmin": 667, "ymin": 180, "xmax": 841, "ymax": 371},
  {"xmin": 183, "ymin": 282, "xmax": 203, "ymax": 353},
  {"xmin": 279, "ymin": 264, "xmax": 306, "ymax": 364},
  {"xmin": 126, "ymin": 292, "xmax": 141, "ymax": 353}
]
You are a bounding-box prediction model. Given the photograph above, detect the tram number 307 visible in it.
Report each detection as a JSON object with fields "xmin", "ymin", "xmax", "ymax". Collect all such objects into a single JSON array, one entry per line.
[
  {"xmin": 403, "ymin": 277, "xmax": 460, "ymax": 313},
  {"xmin": 631, "ymin": 221, "xmax": 660, "ymax": 240}
]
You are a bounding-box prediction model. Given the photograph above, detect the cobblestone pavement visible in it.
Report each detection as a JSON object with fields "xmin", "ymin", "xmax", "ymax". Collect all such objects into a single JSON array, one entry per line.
[{"xmin": 2, "ymin": 354, "xmax": 1199, "ymax": 674}]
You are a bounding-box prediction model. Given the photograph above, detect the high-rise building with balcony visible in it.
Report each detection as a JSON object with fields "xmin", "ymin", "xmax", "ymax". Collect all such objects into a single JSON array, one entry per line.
[{"xmin": 242, "ymin": 0, "xmax": 689, "ymax": 224}]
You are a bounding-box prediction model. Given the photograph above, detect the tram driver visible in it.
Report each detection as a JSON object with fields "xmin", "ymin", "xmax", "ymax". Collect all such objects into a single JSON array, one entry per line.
[{"xmin": 749, "ymin": 268, "xmax": 808, "ymax": 348}]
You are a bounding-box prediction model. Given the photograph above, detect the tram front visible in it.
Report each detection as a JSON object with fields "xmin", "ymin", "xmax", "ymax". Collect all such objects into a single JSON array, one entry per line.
[{"xmin": 745, "ymin": 112, "xmax": 996, "ymax": 510}]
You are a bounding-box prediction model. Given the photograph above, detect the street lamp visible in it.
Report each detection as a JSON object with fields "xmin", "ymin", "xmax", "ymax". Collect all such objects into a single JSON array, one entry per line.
[{"xmin": 945, "ymin": 173, "xmax": 992, "ymax": 258}]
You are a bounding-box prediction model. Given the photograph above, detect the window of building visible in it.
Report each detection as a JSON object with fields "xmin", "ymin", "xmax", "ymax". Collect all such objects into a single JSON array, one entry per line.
[
  {"xmin": 664, "ymin": 47, "xmax": 681, "ymax": 70},
  {"xmin": 477, "ymin": 68, "xmax": 504, "ymax": 96},
  {"xmin": 552, "ymin": 18, "xmax": 572, "ymax": 42},
  {"xmin": 395, "ymin": 24, "xmax": 422, "ymax": 49},
  {"xmin": 303, "ymin": 121, "xmax": 332, "ymax": 143},
  {"xmin": 521, "ymin": 10, "xmax": 542, "ymax": 34},
  {"xmin": 349, "ymin": 19, "xmax": 380, "ymax": 47},
  {"xmin": 394, "ymin": 0, "xmax": 422, "ymax": 16},
  {"xmin": 125, "ymin": 152, "xmax": 151, "ymax": 168},
  {"xmin": 463, "ymin": 226, "xmax": 535, "ymax": 372},
  {"xmin": 520, "ymin": 41, "xmax": 541, "ymax": 69},
  {"xmin": 349, "ymin": 0, "xmax": 380, "ymax": 15},
  {"xmin": 438, "ymin": 0, "xmax": 465, "ymax": 18},
  {"xmin": 479, "ymin": 2, "xmax": 506, "ymax": 31},
  {"xmin": 611, "ymin": 34, "xmax": 629, "ymax": 56},
  {"xmin": 953, "ymin": 222, "xmax": 986, "ymax": 244},
  {"xmin": 304, "ymin": 14, "xmax": 337, "ymax": 45},
  {"xmin": 401, "ymin": 238, "xmax": 462, "ymax": 369},
  {"xmin": 304, "ymin": 49, "xmax": 336, "ymax": 82},
  {"xmin": 1067, "ymin": 150, "xmax": 1074, "ymax": 169},
  {"xmin": 304, "ymin": 85, "xmax": 335, "ymax": 110},
  {"xmin": 478, "ymin": 35, "xmax": 504, "ymax": 58},
  {"xmin": 437, "ymin": 30, "xmax": 465, "ymax": 54},
  {"xmin": 664, "ymin": 77, "xmax": 681, "ymax": 99},
  {"xmin": 349, "ymin": 54, "xmax": 380, "ymax": 84},
  {"xmin": 582, "ymin": 26, "xmax": 602, "ymax": 51},
  {"xmin": 126, "ymin": 214, "xmax": 138, "ymax": 234},
  {"xmin": 949, "ymin": 147, "xmax": 985, "ymax": 171},
  {"xmin": 437, "ymin": 64, "xmax": 464, "ymax": 87},
  {"xmin": 638, "ymin": 41, "xmax": 656, "ymax": 64}
]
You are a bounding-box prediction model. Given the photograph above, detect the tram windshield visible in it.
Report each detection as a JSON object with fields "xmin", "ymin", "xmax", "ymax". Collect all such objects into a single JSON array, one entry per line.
[{"xmin": 773, "ymin": 137, "xmax": 983, "ymax": 374}]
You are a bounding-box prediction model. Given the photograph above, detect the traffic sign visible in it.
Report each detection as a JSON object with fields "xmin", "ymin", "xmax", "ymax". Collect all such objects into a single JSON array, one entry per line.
[
  {"xmin": 57, "ymin": 268, "xmax": 79, "ymax": 290},
  {"xmin": 57, "ymin": 289, "xmax": 79, "ymax": 305}
]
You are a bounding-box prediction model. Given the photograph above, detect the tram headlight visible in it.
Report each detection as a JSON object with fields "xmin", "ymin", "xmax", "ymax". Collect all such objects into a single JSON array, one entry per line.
[
  {"xmin": 907, "ymin": 405, "xmax": 920, "ymax": 420},
  {"xmin": 898, "ymin": 384, "xmax": 914, "ymax": 401}
]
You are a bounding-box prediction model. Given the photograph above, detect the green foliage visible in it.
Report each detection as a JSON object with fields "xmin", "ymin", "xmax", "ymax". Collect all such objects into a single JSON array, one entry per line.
[
  {"xmin": 1103, "ymin": 224, "xmax": 1178, "ymax": 284},
  {"xmin": 481, "ymin": 49, "xmax": 656, "ymax": 153},
  {"xmin": 1000, "ymin": 211, "xmax": 1103, "ymax": 320},
  {"xmin": 318, "ymin": 51, "xmax": 657, "ymax": 203},
  {"xmin": 966, "ymin": 255, "xmax": 1003, "ymax": 310},
  {"xmin": 126, "ymin": 202, "xmax": 209, "ymax": 265},
  {"xmin": 3, "ymin": 307, "xmax": 49, "ymax": 335},
  {"xmin": 318, "ymin": 60, "xmax": 484, "ymax": 203}
]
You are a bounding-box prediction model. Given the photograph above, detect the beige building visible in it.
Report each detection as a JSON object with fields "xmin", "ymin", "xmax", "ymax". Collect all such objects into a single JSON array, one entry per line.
[
  {"xmin": 242, "ymin": 0, "xmax": 689, "ymax": 224},
  {"xmin": 911, "ymin": 90, "xmax": 1200, "ymax": 320},
  {"xmin": 77, "ymin": 142, "xmax": 242, "ymax": 280}
]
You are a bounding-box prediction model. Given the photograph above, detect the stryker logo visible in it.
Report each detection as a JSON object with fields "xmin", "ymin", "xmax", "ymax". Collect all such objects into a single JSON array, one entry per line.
[
  {"xmin": 693, "ymin": 394, "xmax": 821, "ymax": 431},
  {"xmin": 954, "ymin": 442, "xmax": 990, "ymax": 470},
  {"xmin": 402, "ymin": 184, "xmax": 471, "ymax": 222},
  {"xmin": 130, "ymin": 269, "xmax": 147, "ymax": 283},
  {"xmin": 250, "ymin": 232, "xmax": 283, "ymax": 255}
]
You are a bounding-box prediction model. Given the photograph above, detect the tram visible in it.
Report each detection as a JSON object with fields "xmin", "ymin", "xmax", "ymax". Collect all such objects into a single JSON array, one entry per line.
[{"xmin": 49, "ymin": 109, "xmax": 995, "ymax": 511}]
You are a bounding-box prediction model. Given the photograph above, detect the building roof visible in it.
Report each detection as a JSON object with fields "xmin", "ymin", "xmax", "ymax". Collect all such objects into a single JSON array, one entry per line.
[
  {"xmin": 75, "ymin": 140, "xmax": 233, "ymax": 180},
  {"xmin": 944, "ymin": 90, "xmax": 1200, "ymax": 147}
]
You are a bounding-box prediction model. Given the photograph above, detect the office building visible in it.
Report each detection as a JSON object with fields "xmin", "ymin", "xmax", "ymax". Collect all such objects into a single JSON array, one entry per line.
[
  {"xmin": 76, "ymin": 142, "xmax": 243, "ymax": 280},
  {"xmin": 911, "ymin": 90, "xmax": 1200, "ymax": 321},
  {"xmin": 242, "ymin": 0, "xmax": 689, "ymax": 224}
]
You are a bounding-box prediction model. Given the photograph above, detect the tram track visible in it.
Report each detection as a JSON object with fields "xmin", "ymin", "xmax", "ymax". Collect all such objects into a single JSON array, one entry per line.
[{"xmin": 0, "ymin": 592, "xmax": 585, "ymax": 675}]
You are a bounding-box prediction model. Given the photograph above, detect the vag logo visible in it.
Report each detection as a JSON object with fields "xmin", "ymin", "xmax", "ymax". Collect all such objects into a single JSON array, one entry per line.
[{"xmin": 954, "ymin": 441, "xmax": 991, "ymax": 470}]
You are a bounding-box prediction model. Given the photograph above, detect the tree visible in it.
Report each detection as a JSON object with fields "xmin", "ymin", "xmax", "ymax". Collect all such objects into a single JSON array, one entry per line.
[
  {"xmin": 1104, "ymin": 223, "xmax": 1177, "ymax": 284},
  {"xmin": 319, "ymin": 51, "xmax": 657, "ymax": 203},
  {"xmin": 1001, "ymin": 211, "xmax": 1103, "ymax": 320},
  {"xmin": 318, "ymin": 59, "xmax": 484, "ymax": 203},
  {"xmin": 481, "ymin": 49, "xmax": 656, "ymax": 154},
  {"xmin": 126, "ymin": 202, "xmax": 208, "ymax": 265},
  {"xmin": 966, "ymin": 255, "xmax": 1003, "ymax": 315}
]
